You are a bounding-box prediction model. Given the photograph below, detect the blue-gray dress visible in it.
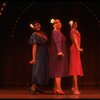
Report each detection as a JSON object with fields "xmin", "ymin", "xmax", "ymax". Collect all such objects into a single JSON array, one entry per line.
[{"xmin": 29, "ymin": 33, "xmax": 49, "ymax": 85}]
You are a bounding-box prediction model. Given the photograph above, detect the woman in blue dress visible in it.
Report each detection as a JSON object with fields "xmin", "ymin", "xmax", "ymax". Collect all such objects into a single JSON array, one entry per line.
[{"xmin": 28, "ymin": 20, "xmax": 49, "ymax": 94}]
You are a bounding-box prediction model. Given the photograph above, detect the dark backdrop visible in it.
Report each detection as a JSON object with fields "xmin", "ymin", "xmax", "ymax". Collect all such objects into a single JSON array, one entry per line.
[{"xmin": 0, "ymin": 1, "xmax": 100, "ymax": 87}]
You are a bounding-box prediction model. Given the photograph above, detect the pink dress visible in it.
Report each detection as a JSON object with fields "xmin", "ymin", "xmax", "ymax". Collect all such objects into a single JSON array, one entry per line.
[
  {"xmin": 69, "ymin": 28, "xmax": 83, "ymax": 76},
  {"xmin": 49, "ymin": 29, "xmax": 68, "ymax": 78}
]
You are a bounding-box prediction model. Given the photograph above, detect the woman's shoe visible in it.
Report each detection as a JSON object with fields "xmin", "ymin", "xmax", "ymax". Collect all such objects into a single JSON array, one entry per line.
[
  {"xmin": 53, "ymin": 88, "xmax": 56, "ymax": 94},
  {"xmin": 29, "ymin": 87, "xmax": 40, "ymax": 95},
  {"xmin": 29, "ymin": 87, "xmax": 36, "ymax": 94},
  {"xmin": 73, "ymin": 90, "xmax": 80, "ymax": 95},
  {"xmin": 71, "ymin": 87, "xmax": 75, "ymax": 92},
  {"xmin": 36, "ymin": 87, "xmax": 44, "ymax": 94},
  {"xmin": 54, "ymin": 88, "xmax": 65, "ymax": 95},
  {"xmin": 71, "ymin": 87, "xmax": 81, "ymax": 95}
]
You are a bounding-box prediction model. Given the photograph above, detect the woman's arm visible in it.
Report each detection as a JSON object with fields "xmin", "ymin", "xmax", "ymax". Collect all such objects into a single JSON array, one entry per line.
[
  {"xmin": 53, "ymin": 30, "xmax": 64, "ymax": 56},
  {"xmin": 29, "ymin": 44, "xmax": 37, "ymax": 64},
  {"xmin": 73, "ymin": 33, "xmax": 83, "ymax": 52}
]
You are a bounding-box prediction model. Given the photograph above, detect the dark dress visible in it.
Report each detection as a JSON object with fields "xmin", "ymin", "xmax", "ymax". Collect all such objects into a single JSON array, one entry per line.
[
  {"xmin": 29, "ymin": 33, "xmax": 49, "ymax": 85},
  {"xmin": 49, "ymin": 29, "xmax": 68, "ymax": 78}
]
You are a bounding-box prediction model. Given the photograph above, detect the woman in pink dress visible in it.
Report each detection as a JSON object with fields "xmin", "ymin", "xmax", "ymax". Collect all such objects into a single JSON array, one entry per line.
[
  {"xmin": 49, "ymin": 19, "xmax": 68, "ymax": 95},
  {"xmin": 69, "ymin": 21, "xmax": 83, "ymax": 95}
]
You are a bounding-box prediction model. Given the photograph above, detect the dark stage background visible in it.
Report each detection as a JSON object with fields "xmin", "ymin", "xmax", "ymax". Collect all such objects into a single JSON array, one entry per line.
[{"xmin": 0, "ymin": 1, "xmax": 100, "ymax": 87}]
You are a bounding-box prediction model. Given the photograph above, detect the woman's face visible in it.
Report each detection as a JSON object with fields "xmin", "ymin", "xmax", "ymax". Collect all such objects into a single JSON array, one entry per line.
[
  {"xmin": 73, "ymin": 22, "xmax": 78, "ymax": 29},
  {"xmin": 54, "ymin": 19, "xmax": 62, "ymax": 30},
  {"xmin": 33, "ymin": 23, "xmax": 41, "ymax": 31}
]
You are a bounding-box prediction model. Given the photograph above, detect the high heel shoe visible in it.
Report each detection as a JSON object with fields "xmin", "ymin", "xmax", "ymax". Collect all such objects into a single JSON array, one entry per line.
[
  {"xmin": 71, "ymin": 87, "xmax": 75, "ymax": 92},
  {"xmin": 29, "ymin": 87, "xmax": 36, "ymax": 94},
  {"xmin": 29, "ymin": 87, "xmax": 40, "ymax": 94},
  {"xmin": 36, "ymin": 87, "xmax": 44, "ymax": 94},
  {"xmin": 54, "ymin": 88, "xmax": 65, "ymax": 95},
  {"xmin": 53, "ymin": 88, "xmax": 56, "ymax": 94},
  {"xmin": 73, "ymin": 90, "xmax": 80, "ymax": 95},
  {"xmin": 71, "ymin": 87, "xmax": 81, "ymax": 95}
]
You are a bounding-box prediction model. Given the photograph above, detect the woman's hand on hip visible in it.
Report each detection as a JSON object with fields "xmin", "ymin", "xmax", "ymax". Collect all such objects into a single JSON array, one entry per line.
[
  {"xmin": 57, "ymin": 52, "xmax": 64, "ymax": 56},
  {"xmin": 29, "ymin": 59, "xmax": 36, "ymax": 64}
]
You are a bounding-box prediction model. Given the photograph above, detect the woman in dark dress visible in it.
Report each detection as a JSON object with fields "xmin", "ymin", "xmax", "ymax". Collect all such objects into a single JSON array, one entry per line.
[
  {"xmin": 28, "ymin": 20, "xmax": 49, "ymax": 94},
  {"xmin": 49, "ymin": 19, "xmax": 68, "ymax": 95}
]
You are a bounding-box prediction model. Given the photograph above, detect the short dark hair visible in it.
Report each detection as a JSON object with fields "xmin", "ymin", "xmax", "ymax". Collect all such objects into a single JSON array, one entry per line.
[{"xmin": 31, "ymin": 20, "xmax": 41, "ymax": 26}]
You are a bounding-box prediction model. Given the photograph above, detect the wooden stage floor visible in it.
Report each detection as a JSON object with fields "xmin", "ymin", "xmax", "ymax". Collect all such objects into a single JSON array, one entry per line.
[{"xmin": 0, "ymin": 85, "xmax": 100, "ymax": 99}]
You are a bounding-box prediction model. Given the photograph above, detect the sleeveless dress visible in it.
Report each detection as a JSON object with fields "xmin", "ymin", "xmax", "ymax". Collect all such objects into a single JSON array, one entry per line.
[{"xmin": 69, "ymin": 28, "xmax": 83, "ymax": 76}]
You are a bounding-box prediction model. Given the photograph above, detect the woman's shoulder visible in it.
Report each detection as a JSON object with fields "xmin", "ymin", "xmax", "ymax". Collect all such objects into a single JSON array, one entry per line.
[
  {"xmin": 52, "ymin": 29, "xmax": 59, "ymax": 32},
  {"xmin": 30, "ymin": 32, "xmax": 39, "ymax": 38},
  {"xmin": 52, "ymin": 29, "xmax": 61, "ymax": 35},
  {"xmin": 30, "ymin": 32, "xmax": 35, "ymax": 37},
  {"xmin": 71, "ymin": 28, "xmax": 76, "ymax": 32},
  {"xmin": 29, "ymin": 33, "xmax": 38, "ymax": 42},
  {"xmin": 71, "ymin": 28, "xmax": 77, "ymax": 34}
]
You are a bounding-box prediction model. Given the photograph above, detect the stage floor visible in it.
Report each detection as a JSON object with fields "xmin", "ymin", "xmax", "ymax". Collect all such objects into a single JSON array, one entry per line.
[{"xmin": 0, "ymin": 86, "xmax": 100, "ymax": 99}]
